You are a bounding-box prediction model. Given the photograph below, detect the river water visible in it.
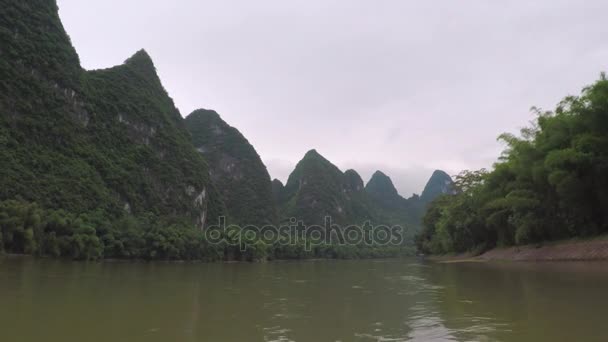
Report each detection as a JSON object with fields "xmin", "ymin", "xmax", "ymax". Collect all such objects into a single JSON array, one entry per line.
[{"xmin": 0, "ymin": 257, "xmax": 606, "ymax": 341}]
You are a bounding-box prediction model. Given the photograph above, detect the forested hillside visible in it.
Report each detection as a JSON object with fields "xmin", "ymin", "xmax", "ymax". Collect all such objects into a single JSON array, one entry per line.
[
  {"xmin": 365, "ymin": 170, "xmax": 454, "ymax": 230},
  {"xmin": 185, "ymin": 109, "xmax": 277, "ymax": 227},
  {"xmin": 279, "ymin": 150, "xmax": 380, "ymax": 226},
  {"xmin": 0, "ymin": 0, "xmax": 453, "ymax": 261},
  {"xmin": 0, "ymin": 0, "xmax": 224, "ymax": 259},
  {"xmin": 417, "ymin": 76, "xmax": 608, "ymax": 255}
]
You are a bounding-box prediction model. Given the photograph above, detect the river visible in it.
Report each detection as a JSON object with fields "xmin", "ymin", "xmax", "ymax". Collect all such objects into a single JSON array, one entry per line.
[{"xmin": 0, "ymin": 257, "xmax": 606, "ymax": 341}]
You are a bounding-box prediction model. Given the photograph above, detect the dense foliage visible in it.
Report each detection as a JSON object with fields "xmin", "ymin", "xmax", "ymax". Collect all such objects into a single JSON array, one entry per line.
[
  {"xmin": 279, "ymin": 150, "xmax": 381, "ymax": 226},
  {"xmin": 185, "ymin": 109, "xmax": 277, "ymax": 226},
  {"xmin": 276, "ymin": 150, "xmax": 452, "ymax": 250},
  {"xmin": 417, "ymin": 76, "xmax": 608, "ymax": 255},
  {"xmin": 0, "ymin": 0, "xmax": 440, "ymax": 261},
  {"xmin": 0, "ymin": 200, "xmax": 412, "ymax": 261},
  {"xmin": 0, "ymin": 0, "xmax": 223, "ymax": 227},
  {"xmin": 365, "ymin": 171, "xmax": 403, "ymax": 209},
  {"xmin": 419, "ymin": 170, "xmax": 454, "ymax": 204},
  {"xmin": 365, "ymin": 170, "xmax": 453, "ymax": 232}
]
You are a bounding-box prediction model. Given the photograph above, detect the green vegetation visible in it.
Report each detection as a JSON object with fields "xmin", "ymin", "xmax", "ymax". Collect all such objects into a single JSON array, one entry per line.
[
  {"xmin": 0, "ymin": 199, "xmax": 412, "ymax": 261},
  {"xmin": 365, "ymin": 171, "xmax": 403, "ymax": 210},
  {"xmin": 364, "ymin": 170, "xmax": 453, "ymax": 234},
  {"xmin": 419, "ymin": 170, "xmax": 454, "ymax": 204},
  {"xmin": 0, "ymin": 0, "xmax": 223, "ymax": 232},
  {"xmin": 276, "ymin": 150, "xmax": 452, "ymax": 252},
  {"xmin": 272, "ymin": 179, "xmax": 287, "ymax": 208},
  {"xmin": 0, "ymin": 0, "xmax": 446, "ymax": 261},
  {"xmin": 185, "ymin": 109, "xmax": 277, "ymax": 227},
  {"xmin": 279, "ymin": 150, "xmax": 380, "ymax": 226},
  {"xmin": 417, "ymin": 76, "xmax": 608, "ymax": 255},
  {"xmin": 0, "ymin": 0, "xmax": 225, "ymax": 260}
]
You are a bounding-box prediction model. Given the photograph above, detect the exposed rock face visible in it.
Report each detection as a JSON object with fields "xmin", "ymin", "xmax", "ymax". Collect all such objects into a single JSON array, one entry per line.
[
  {"xmin": 185, "ymin": 109, "xmax": 277, "ymax": 226},
  {"xmin": 0, "ymin": 0, "xmax": 223, "ymax": 227}
]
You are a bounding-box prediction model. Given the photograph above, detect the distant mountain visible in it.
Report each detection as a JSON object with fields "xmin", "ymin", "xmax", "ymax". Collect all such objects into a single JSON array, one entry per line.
[
  {"xmin": 363, "ymin": 169, "xmax": 454, "ymax": 230},
  {"xmin": 0, "ymin": 1, "xmax": 223, "ymax": 228},
  {"xmin": 403, "ymin": 170, "xmax": 454, "ymax": 227},
  {"xmin": 0, "ymin": 0, "xmax": 451, "ymax": 260},
  {"xmin": 185, "ymin": 109, "xmax": 277, "ymax": 226},
  {"xmin": 276, "ymin": 148, "xmax": 454, "ymax": 230},
  {"xmin": 279, "ymin": 150, "xmax": 378, "ymax": 226},
  {"xmin": 420, "ymin": 170, "xmax": 454, "ymax": 204},
  {"xmin": 271, "ymin": 179, "xmax": 286, "ymax": 208},
  {"xmin": 343, "ymin": 169, "xmax": 365, "ymax": 192},
  {"xmin": 365, "ymin": 171, "xmax": 404, "ymax": 210},
  {"xmin": 363, "ymin": 171, "xmax": 418, "ymax": 231}
]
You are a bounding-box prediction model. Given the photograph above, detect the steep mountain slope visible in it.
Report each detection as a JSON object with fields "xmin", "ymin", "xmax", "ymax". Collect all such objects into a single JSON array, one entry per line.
[
  {"xmin": 185, "ymin": 109, "xmax": 277, "ymax": 226},
  {"xmin": 272, "ymin": 179, "xmax": 286, "ymax": 208},
  {"xmin": 364, "ymin": 169, "xmax": 454, "ymax": 230},
  {"xmin": 279, "ymin": 150, "xmax": 378, "ymax": 226},
  {"xmin": 364, "ymin": 170, "xmax": 420, "ymax": 231},
  {"xmin": 406, "ymin": 170, "xmax": 454, "ymax": 225},
  {"xmin": 420, "ymin": 170, "xmax": 454, "ymax": 204},
  {"xmin": 276, "ymin": 149, "xmax": 454, "ymax": 230},
  {"xmin": 0, "ymin": 0, "xmax": 450, "ymax": 260},
  {"xmin": 365, "ymin": 171, "xmax": 404, "ymax": 210},
  {"xmin": 0, "ymin": 0, "xmax": 223, "ymax": 227}
]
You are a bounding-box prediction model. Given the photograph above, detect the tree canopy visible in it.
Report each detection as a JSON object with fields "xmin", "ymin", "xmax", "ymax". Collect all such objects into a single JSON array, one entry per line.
[{"xmin": 417, "ymin": 75, "xmax": 608, "ymax": 255}]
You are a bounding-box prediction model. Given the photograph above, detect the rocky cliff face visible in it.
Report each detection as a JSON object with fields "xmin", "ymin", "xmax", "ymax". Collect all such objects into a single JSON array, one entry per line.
[
  {"xmin": 185, "ymin": 109, "xmax": 277, "ymax": 226},
  {"xmin": 0, "ymin": 0, "xmax": 223, "ymax": 227}
]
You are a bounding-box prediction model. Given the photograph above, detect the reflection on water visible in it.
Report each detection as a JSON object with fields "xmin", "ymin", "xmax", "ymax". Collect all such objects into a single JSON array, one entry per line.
[{"xmin": 0, "ymin": 257, "xmax": 607, "ymax": 341}]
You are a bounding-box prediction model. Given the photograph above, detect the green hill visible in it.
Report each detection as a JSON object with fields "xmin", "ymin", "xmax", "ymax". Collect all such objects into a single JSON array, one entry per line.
[
  {"xmin": 185, "ymin": 109, "xmax": 277, "ymax": 227},
  {"xmin": 279, "ymin": 150, "xmax": 378, "ymax": 226},
  {"xmin": 365, "ymin": 171, "xmax": 404, "ymax": 210},
  {"xmin": 364, "ymin": 169, "xmax": 453, "ymax": 228},
  {"xmin": 420, "ymin": 170, "xmax": 454, "ymax": 204},
  {"xmin": 417, "ymin": 76, "xmax": 608, "ymax": 255},
  {"xmin": 0, "ymin": 0, "xmax": 451, "ymax": 261},
  {"xmin": 272, "ymin": 179, "xmax": 286, "ymax": 208},
  {"xmin": 0, "ymin": 0, "xmax": 224, "ymax": 259}
]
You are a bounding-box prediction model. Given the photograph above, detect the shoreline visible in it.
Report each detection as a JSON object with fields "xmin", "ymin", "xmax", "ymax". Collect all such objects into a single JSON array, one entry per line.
[
  {"xmin": 429, "ymin": 237, "xmax": 608, "ymax": 263},
  {"xmin": 0, "ymin": 253, "xmax": 412, "ymax": 264}
]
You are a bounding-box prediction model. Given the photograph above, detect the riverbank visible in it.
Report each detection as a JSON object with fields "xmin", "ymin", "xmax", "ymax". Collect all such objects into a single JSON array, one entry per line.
[{"xmin": 430, "ymin": 236, "xmax": 608, "ymax": 262}]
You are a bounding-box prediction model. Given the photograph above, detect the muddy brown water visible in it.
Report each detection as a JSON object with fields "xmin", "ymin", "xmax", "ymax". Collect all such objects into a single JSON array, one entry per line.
[{"xmin": 1, "ymin": 257, "xmax": 607, "ymax": 341}]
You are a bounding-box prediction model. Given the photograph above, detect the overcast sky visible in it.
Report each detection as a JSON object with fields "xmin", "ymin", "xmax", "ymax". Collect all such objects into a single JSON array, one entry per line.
[{"xmin": 57, "ymin": 0, "xmax": 608, "ymax": 197}]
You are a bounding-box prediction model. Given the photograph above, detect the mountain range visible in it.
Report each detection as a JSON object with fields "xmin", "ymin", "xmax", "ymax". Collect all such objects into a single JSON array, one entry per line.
[{"xmin": 0, "ymin": 0, "xmax": 452, "ymax": 260}]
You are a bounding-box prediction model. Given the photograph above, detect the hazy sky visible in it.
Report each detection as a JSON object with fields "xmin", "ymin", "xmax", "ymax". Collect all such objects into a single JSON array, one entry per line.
[{"xmin": 57, "ymin": 0, "xmax": 608, "ymax": 197}]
